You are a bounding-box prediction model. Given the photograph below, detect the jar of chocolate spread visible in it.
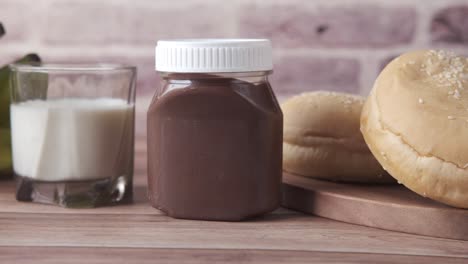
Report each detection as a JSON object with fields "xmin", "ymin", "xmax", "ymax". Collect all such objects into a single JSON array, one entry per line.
[{"xmin": 147, "ymin": 39, "xmax": 283, "ymax": 221}]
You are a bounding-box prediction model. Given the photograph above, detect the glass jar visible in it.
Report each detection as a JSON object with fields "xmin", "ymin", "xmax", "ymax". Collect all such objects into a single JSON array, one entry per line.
[
  {"xmin": 147, "ymin": 39, "xmax": 283, "ymax": 221},
  {"xmin": 9, "ymin": 64, "xmax": 136, "ymax": 208}
]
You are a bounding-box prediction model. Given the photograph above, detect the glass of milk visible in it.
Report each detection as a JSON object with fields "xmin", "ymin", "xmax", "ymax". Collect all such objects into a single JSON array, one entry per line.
[{"xmin": 9, "ymin": 64, "xmax": 136, "ymax": 208}]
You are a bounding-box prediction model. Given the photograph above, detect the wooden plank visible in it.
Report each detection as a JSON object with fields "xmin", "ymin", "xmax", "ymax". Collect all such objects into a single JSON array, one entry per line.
[
  {"xmin": 1, "ymin": 137, "xmax": 467, "ymax": 261},
  {"xmin": 0, "ymin": 177, "xmax": 296, "ymax": 216},
  {"xmin": 0, "ymin": 212, "xmax": 467, "ymax": 257},
  {"xmin": 0, "ymin": 247, "xmax": 466, "ymax": 264},
  {"xmin": 282, "ymin": 173, "xmax": 468, "ymax": 241}
]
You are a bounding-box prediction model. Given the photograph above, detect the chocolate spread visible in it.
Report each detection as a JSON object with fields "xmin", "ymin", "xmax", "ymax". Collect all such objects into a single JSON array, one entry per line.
[{"xmin": 147, "ymin": 74, "xmax": 282, "ymax": 221}]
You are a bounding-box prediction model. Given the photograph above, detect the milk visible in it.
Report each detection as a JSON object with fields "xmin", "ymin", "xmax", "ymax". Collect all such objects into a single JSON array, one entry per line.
[{"xmin": 10, "ymin": 98, "xmax": 134, "ymax": 182}]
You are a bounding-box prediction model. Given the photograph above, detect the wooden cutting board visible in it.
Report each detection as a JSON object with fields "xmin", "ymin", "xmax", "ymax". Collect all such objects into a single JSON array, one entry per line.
[{"xmin": 282, "ymin": 172, "xmax": 468, "ymax": 241}]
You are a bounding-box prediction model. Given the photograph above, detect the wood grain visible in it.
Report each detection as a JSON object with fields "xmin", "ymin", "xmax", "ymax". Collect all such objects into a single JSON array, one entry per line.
[
  {"xmin": 1, "ymin": 247, "xmax": 467, "ymax": 264},
  {"xmin": 0, "ymin": 138, "xmax": 467, "ymax": 263},
  {"xmin": 1, "ymin": 212, "xmax": 468, "ymax": 257},
  {"xmin": 282, "ymin": 172, "xmax": 468, "ymax": 241}
]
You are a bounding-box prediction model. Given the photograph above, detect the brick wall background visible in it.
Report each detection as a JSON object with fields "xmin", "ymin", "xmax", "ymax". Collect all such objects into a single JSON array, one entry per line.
[{"xmin": 1, "ymin": 0, "xmax": 467, "ymax": 137}]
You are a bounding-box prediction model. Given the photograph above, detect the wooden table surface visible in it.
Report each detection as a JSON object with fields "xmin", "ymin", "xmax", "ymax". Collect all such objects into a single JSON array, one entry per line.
[{"xmin": 0, "ymin": 139, "xmax": 467, "ymax": 263}]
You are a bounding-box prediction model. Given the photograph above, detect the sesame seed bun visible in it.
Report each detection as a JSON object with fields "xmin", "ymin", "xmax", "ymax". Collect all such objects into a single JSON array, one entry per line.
[
  {"xmin": 361, "ymin": 50, "xmax": 468, "ymax": 208},
  {"xmin": 282, "ymin": 91, "xmax": 392, "ymax": 183}
]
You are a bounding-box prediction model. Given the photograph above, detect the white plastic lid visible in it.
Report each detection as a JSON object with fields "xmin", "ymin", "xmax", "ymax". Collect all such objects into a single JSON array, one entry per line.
[{"xmin": 155, "ymin": 39, "xmax": 273, "ymax": 73}]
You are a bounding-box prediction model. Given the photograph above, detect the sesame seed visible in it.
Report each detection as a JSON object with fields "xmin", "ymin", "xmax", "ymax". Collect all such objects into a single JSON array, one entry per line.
[
  {"xmin": 448, "ymin": 115, "xmax": 455, "ymax": 120},
  {"xmin": 380, "ymin": 151, "xmax": 388, "ymax": 160},
  {"xmin": 418, "ymin": 98, "xmax": 424, "ymax": 104},
  {"xmin": 423, "ymin": 50, "xmax": 465, "ymax": 90}
]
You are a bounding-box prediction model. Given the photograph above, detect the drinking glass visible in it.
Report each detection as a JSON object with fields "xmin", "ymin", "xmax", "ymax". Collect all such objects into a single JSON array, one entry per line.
[{"xmin": 9, "ymin": 63, "xmax": 136, "ymax": 208}]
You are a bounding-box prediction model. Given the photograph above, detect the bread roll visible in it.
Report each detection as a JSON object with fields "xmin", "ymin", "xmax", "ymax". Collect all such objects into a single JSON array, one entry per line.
[
  {"xmin": 361, "ymin": 50, "xmax": 468, "ymax": 208},
  {"xmin": 282, "ymin": 91, "xmax": 391, "ymax": 183}
]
